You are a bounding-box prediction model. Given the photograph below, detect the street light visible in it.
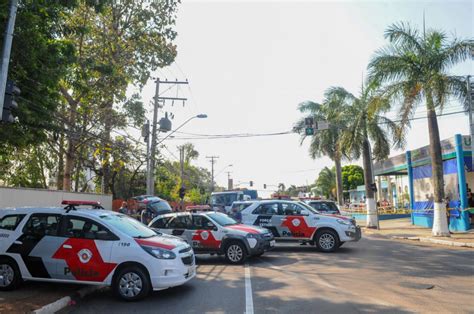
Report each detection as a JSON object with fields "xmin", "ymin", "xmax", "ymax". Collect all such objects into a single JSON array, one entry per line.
[{"xmin": 156, "ymin": 113, "xmax": 207, "ymax": 146}]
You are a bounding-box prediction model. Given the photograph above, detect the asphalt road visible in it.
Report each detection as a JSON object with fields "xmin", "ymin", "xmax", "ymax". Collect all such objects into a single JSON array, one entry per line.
[{"xmin": 60, "ymin": 236, "xmax": 474, "ymax": 314}]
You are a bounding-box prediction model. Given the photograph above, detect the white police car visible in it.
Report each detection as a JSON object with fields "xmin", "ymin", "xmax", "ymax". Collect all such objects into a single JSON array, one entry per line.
[
  {"xmin": 149, "ymin": 212, "xmax": 274, "ymax": 264},
  {"xmin": 240, "ymin": 200, "xmax": 361, "ymax": 252},
  {"xmin": 0, "ymin": 201, "xmax": 195, "ymax": 301}
]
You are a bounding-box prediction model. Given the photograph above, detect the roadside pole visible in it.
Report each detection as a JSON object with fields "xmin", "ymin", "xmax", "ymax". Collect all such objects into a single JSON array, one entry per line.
[
  {"xmin": 467, "ymin": 76, "xmax": 473, "ymax": 170},
  {"xmin": 207, "ymin": 156, "xmax": 219, "ymax": 192},
  {"xmin": 0, "ymin": 0, "xmax": 18, "ymax": 115},
  {"xmin": 147, "ymin": 79, "xmax": 160, "ymax": 195},
  {"xmin": 180, "ymin": 146, "xmax": 185, "ymax": 210}
]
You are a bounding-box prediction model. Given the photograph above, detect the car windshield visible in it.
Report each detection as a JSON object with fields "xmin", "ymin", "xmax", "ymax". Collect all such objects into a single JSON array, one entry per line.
[
  {"xmin": 100, "ymin": 214, "xmax": 156, "ymax": 238},
  {"xmin": 309, "ymin": 201, "xmax": 339, "ymax": 213},
  {"xmin": 149, "ymin": 200, "xmax": 172, "ymax": 213},
  {"xmin": 297, "ymin": 201, "xmax": 318, "ymax": 213},
  {"xmin": 207, "ymin": 212, "xmax": 238, "ymax": 226},
  {"xmin": 211, "ymin": 193, "xmax": 239, "ymax": 207}
]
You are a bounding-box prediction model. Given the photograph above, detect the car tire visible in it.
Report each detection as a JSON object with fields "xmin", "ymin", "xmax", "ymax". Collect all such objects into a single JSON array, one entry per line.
[
  {"xmin": 0, "ymin": 257, "xmax": 22, "ymax": 291},
  {"xmin": 113, "ymin": 266, "xmax": 151, "ymax": 301},
  {"xmin": 224, "ymin": 241, "xmax": 247, "ymax": 264},
  {"xmin": 338, "ymin": 242, "xmax": 345, "ymax": 248},
  {"xmin": 254, "ymin": 252, "xmax": 264, "ymax": 257},
  {"xmin": 315, "ymin": 229, "xmax": 340, "ymax": 253}
]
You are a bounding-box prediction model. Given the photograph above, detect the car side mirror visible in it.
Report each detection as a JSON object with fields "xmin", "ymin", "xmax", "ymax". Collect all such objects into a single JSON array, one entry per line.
[{"xmin": 213, "ymin": 226, "xmax": 218, "ymax": 232}]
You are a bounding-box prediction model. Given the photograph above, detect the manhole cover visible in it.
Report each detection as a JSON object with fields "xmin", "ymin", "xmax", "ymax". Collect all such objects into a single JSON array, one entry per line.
[{"xmin": 400, "ymin": 282, "xmax": 436, "ymax": 289}]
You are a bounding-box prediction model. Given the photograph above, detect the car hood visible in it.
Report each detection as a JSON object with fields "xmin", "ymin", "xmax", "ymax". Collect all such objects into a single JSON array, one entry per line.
[
  {"xmin": 225, "ymin": 224, "xmax": 268, "ymax": 235},
  {"xmin": 135, "ymin": 235, "xmax": 185, "ymax": 250}
]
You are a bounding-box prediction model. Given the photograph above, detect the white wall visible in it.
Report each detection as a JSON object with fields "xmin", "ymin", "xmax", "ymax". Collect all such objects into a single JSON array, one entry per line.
[{"xmin": 0, "ymin": 187, "xmax": 112, "ymax": 210}]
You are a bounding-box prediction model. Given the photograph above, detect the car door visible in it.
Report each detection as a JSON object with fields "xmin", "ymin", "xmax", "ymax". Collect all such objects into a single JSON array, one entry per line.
[
  {"xmin": 281, "ymin": 204, "xmax": 317, "ymax": 239},
  {"xmin": 53, "ymin": 215, "xmax": 118, "ymax": 283},
  {"xmin": 149, "ymin": 216, "xmax": 174, "ymax": 235},
  {"xmin": 251, "ymin": 203, "xmax": 280, "ymax": 237},
  {"xmin": 6, "ymin": 213, "xmax": 63, "ymax": 279},
  {"xmin": 165, "ymin": 215, "xmax": 193, "ymax": 240},
  {"xmin": 190, "ymin": 215, "xmax": 221, "ymax": 252}
]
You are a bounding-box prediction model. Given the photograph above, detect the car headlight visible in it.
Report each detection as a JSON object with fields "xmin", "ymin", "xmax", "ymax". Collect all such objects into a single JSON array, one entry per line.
[
  {"xmin": 336, "ymin": 219, "xmax": 351, "ymax": 226},
  {"xmin": 142, "ymin": 246, "xmax": 176, "ymax": 259},
  {"xmin": 246, "ymin": 233, "xmax": 259, "ymax": 239}
]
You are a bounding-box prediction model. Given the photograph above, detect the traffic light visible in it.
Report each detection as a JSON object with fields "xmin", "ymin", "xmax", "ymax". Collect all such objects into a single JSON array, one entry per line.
[
  {"xmin": 249, "ymin": 181, "xmax": 253, "ymax": 187},
  {"xmin": 179, "ymin": 186, "xmax": 186, "ymax": 199},
  {"xmin": 263, "ymin": 184, "xmax": 267, "ymax": 189},
  {"xmin": 305, "ymin": 127, "xmax": 314, "ymax": 136},
  {"xmin": 304, "ymin": 117, "xmax": 314, "ymax": 126},
  {"xmin": 370, "ymin": 183, "xmax": 377, "ymax": 192},
  {"xmin": 2, "ymin": 80, "xmax": 20, "ymax": 123}
]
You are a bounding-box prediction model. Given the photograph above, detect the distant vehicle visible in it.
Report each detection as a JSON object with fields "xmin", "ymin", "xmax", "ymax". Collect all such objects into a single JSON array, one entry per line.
[
  {"xmin": 230, "ymin": 201, "xmax": 256, "ymax": 213},
  {"xmin": 240, "ymin": 200, "xmax": 360, "ymax": 252},
  {"xmin": 131, "ymin": 195, "xmax": 172, "ymax": 224},
  {"xmin": 0, "ymin": 200, "xmax": 195, "ymax": 301},
  {"xmin": 304, "ymin": 200, "xmax": 341, "ymax": 215},
  {"xmin": 210, "ymin": 191, "xmax": 251, "ymax": 213},
  {"xmin": 185, "ymin": 205, "xmax": 212, "ymax": 212},
  {"xmin": 149, "ymin": 211, "xmax": 274, "ymax": 264}
]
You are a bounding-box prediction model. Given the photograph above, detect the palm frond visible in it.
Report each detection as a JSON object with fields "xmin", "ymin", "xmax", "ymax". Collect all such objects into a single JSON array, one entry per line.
[{"xmin": 384, "ymin": 22, "xmax": 422, "ymax": 52}]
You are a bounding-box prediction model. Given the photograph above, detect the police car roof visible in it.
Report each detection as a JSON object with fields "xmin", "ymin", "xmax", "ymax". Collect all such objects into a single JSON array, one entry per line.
[{"xmin": 0, "ymin": 206, "xmax": 120, "ymax": 219}]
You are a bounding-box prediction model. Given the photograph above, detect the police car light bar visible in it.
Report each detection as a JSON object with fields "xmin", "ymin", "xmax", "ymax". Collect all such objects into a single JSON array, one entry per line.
[
  {"xmin": 62, "ymin": 200, "xmax": 101, "ymax": 206},
  {"xmin": 62, "ymin": 200, "xmax": 104, "ymax": 212}
]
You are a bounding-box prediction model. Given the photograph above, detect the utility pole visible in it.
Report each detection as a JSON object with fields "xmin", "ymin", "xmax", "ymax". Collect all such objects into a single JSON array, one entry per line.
[
  {"xmin": 206, "ymin": 156, "xmax": 219, "ymax": 192},
  {"xmin": 226, "ymin": 171, "xmax": 233, "ymax": 190},
  {"xmin": 146, "ymin": 78, "xmax": 188, "ymax": 196},
  {"xmin": 0, "ymin": 0, "xmax": 18, "ymax": 115},
  {"xmin": 179, "ymin": 146, "xmax": 185, "ymax": 210}
]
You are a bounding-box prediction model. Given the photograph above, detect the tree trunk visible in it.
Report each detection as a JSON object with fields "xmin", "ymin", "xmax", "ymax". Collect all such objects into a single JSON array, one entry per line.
[
  {"xmin": 101, "ymin": 102, "xmax": 113, "ymax": 195},
  {"xmin": 56, "ymin": 133, "xmax": 64, "ymax": 190},
  {"xmin": 334, "ymin": 155, "xmax": 344, "ymax": 206},
  {"xmin": 362, "ymin": 138, "xmax": 378, "ymax": 228},
  {"xmin": 427, "ymin": 107, "xmax": 449, "ymax": 236},
  {"xmin": 61, "ymin": 87, "xmax": 78, "ymax": 192}
]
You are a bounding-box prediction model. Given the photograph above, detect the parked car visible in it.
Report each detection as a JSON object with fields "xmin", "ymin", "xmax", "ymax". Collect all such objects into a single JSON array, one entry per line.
[
  {"xmin": 304, "ymin": 200, "xmax": 341, "ymax": 215},
  {"xmin": 149, "ymin": 211, "xmax": 274, "ymax": 264},
  {"xmin": 131, "ymin": 195, "xmax": 173, "ymax": 224},
  {"xmin": 240, "ymin": 200, "xmax": 360, "ymax": 252},
  {"xmin": 0, "ymin": 200, "xmax": 195, "ymax": 301}
]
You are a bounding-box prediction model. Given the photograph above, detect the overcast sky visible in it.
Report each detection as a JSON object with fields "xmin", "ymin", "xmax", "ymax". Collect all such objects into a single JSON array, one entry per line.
[{"xmin": 136, "ymin": 0, "xmax": 473, "ymax": 197}]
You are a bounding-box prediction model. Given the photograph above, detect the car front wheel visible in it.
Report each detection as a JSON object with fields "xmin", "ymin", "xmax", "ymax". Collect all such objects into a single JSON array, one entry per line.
[
  {"xmin": 0, "ymin": 258, "xmax": 22, "ymax": 291},
  {"xmin": 315, "ymin": 229, "xmax": 340, "ymax": 253},
  {"xmin": 224, "ymin": 241, "xmax": 247, "ymax": 264},
  {"xmin": 113, "ymin": 266, "xmax": 151, "ymax": 301}
]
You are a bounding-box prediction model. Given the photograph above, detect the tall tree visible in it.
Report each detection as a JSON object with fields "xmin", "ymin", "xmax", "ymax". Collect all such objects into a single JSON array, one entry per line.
[
  {"xmin": 178, "ymin": 143, "xmax": 200, "ymax": 164},
  {"xmin": 59, "ymin": 0, "xmax": 179, "ymax": 192},
  {"xmin": 328, "ymin": 84, "xmax": 404, "ymax": 228},
  {"xmin": 368, "ymin": 22, "xmax": 473, "ymax": 236},
  {"xmin": 295, "ymin": 93, "xmax": 347, "ymax": 206},
  {"xmin": 341, "ymin": 165, "xmax": 364, "ymax": 192}
]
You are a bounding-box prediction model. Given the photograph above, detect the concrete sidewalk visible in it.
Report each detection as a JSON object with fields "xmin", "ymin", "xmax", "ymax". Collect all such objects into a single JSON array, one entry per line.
[
  {"xmin": 0, "ymin": 281, "xmax": 85, "ymax": 313},
  {"xmin": 359, "ymin": 218, "xmax": 474, "ymax": 248}
]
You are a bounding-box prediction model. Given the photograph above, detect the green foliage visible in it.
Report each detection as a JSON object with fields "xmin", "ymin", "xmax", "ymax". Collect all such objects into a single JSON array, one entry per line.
[
  {"xmin": 315, "ymin": 167, "xmax": 336, "ymax": 199},
  {"xmin": 341, "ymin": 165, "xmax": 364, "ymax": 191}
]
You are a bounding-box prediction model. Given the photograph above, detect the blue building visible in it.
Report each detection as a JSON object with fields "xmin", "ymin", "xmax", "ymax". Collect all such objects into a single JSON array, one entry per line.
[{"xmin": 373, "ymin": 134, "xmax": 473, "ymax": 231}]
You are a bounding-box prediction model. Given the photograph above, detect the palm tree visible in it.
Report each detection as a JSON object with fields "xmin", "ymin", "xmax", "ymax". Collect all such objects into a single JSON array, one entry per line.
[
  {"xmin": 315, "ymin": 167, "xmax": 336, "ymax": 200},
  {"xmin": 327, "ymin": 84, "xmax": 405, "ymax": 228},
  {"xmin": 294, "ymin": 97, "xmax": 347, "ymax": 206},
  {"xmin": 368, "ymin": 22, "xmax": 473, "ymax": 236}
]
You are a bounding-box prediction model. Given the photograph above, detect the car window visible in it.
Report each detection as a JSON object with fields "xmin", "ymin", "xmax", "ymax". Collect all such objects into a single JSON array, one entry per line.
[
  {"xmin": 0, "ymin": 214, "xmax": 25, "ymax": 231},
  {"xmin": 167, "ymin": 215, "xmax": 192, "ymax": 229},
  {"xmin": 192, "ymin": 215, "xmax": 216, "ymax": 230},
  {"xmin": 252, "ymin": 203, "xmax": 278, "ymax": 215},
  {"xmin": 23, "ymin": 214, "xmax": 61, "ymax": 237},
  {"xmin": 310, "ymin": 202, "xmax": 339, "ymax": 213},
  {"xmin": 150, "ymin": 216, "xmax": 173, "ymax": 229},
  {"xmin": 63, "ymin": 216, "xmax": 116, "ymax": 240},
  {"xmin": 281, "ymin": 203, "xmax": 299, "ymax": 215},
  {"xmin": 231, "ymin": 202, "xmax": 252, "ymax": 212}
]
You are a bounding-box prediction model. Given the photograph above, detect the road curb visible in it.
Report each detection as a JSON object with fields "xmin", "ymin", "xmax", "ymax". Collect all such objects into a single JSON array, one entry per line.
[
  {"xmin": 389, "ymin": 235, "xmax": 474, "ymax": 248},
  {"xmin": 33, "ymin": 286, "xmax": 104, "ymax": 314}
]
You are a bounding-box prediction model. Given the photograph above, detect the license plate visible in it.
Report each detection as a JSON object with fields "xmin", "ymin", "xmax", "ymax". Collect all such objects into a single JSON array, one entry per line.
[
  {"xmin": 270, "ymin": 240, "xmax": 275, "ymax": 247},
  {"xmin": 187, "ymin": 266, "xmax": 195, "ymax": 277}
]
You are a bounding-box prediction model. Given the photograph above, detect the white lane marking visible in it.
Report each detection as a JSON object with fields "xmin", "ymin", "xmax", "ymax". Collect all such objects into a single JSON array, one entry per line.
[{"xmin": 244, "ymin": 263, "xmax": 254, "ymax": 314}]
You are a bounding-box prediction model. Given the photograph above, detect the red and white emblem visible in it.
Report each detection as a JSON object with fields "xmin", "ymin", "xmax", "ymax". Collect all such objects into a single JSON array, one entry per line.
[
  {"xmin": 78, "ymin": 248, "xmax": 93, "ymax": 264},
  {"xmin": 200, "ymin": 231, "xmax": 209, "ymax": 240},
  {"xmin": 292, "ymin": 218, "xmax": 301, "ymax": 227}
]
